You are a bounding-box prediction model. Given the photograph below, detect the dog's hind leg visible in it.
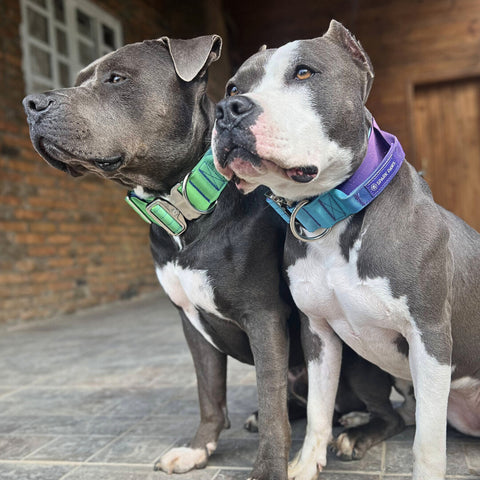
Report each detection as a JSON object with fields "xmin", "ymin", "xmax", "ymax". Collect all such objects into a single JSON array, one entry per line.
[
  {"xmin": 330, "ymin": 350, "xmax": 406, "ymax": 461},
  {"xmin": 155, "ymin": 310, "xmax": 228, "ymax": 474}
]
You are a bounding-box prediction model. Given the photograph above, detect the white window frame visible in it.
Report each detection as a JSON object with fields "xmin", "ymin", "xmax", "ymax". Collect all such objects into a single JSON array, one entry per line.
[{"xmin": 20, "ymin": 0, "xmax": 123, "ymax": 94}]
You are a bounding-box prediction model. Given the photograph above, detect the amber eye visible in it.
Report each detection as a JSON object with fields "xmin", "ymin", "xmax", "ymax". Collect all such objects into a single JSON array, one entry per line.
[
  {"xmin": 295, "ymin": 67, "xmax": 313, "ymax": 80},
  {"xmin": 227, "ymin": 84, "xmax": 239, "ymax": 96}
]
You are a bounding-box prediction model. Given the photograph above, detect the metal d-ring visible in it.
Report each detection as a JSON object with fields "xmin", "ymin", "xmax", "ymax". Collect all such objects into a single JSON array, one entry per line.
[
  {"xmin": 289, "ymin": 200, "xmax": 331, "ymax": 242},
  {"xmin": 182, "ymin": 172, "xmax": 216, "ymax": 214}
]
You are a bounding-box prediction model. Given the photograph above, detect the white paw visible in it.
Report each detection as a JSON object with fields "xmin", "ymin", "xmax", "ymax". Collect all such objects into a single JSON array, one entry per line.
[
  {"xmin": 338, "ymin": 411, "xmax": 371, "ymax": 428},
  {"xmin": 244, "ymin": 413, "xmax": 259, "ymax": 432},
  {"xmin": 330, "ymin": 432, "xmax": 354, "ymax": 457},
  {"xmin": 155, "ymin": 446, "xmax": 208, "ymax": 474},
  {"xmin": 288, "ymin": 440, "xmax": 326, "ymax": 480}
]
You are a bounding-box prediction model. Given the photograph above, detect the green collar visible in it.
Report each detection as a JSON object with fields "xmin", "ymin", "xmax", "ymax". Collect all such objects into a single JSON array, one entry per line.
[{"xmin": 125, "ymin": 148, "xmax": 228, "ymax": 236}]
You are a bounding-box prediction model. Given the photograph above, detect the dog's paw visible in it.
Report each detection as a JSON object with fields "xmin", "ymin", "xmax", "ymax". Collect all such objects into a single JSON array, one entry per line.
[
  {"xmin": 288, "ymin": 445, "xmax": 326, "ymax": 480},
  {"xmin": 329, "ymin": 431, "xmax": 368, "ymax": 461},
  {"xmin": 338, "ymin": 411, "xmax": 371, "ymax": 428},
  {"xmin": 244, "ymin": 412, "xmax": 259, "ymax": 432},
  {"xmin": 154, "ymin": 446, "xmax": 209, "ymax": 473}
]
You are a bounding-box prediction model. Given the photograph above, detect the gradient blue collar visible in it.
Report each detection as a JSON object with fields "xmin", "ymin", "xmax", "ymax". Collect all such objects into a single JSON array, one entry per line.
[{"xmin": 266, "ymin": 119, "xmax": 405, "ymax": 241}]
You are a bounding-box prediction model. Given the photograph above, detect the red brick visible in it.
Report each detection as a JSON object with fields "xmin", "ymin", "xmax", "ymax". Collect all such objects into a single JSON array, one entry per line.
[{"xmin": 15, "ymin": 233, "xmax": 45, "ymax": 244}]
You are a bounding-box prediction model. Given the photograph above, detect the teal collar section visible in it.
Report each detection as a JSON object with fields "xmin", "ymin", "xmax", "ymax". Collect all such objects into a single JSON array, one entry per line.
[
  {"xmin": 125, "ymin": 148, "xmax": 228, "ymax": 236},
  {"xmin": 266, "ymin": 119, "xmax": 405, "ymax": 240}
]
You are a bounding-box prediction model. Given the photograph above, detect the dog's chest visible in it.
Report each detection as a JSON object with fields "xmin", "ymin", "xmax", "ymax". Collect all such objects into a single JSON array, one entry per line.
[
  {"xmin": 287, "ymin": 228, "xmax": 412, "ymax": 379},
  {"xmin": 155, "ymin": 261, "xmax": 226, "ymax": 349}
]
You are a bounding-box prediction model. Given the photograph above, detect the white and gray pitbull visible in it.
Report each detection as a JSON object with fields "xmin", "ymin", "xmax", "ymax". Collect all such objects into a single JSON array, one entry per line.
[
  {"xmin": 23, "ymin": 33, "xmax": 413, "ymax": 480},
  {"xmin": 213, "ymin": 20, "xmax": 480, "ymax": 480}
]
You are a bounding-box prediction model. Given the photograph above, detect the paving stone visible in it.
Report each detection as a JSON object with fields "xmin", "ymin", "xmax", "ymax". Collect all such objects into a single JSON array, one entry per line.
[
  {"xmin": 128, "ymin": 414, "xmax": 198, "ymax": 437},
  {"xmin": 465, "ymin": 442, "xmax": 480, "ymax": 475},
  {"xmin": 0, "ymin": 435, "xmax": 55, "ymax": 460},
  {"xmin": 0, "ymin": 463, "xmax": 72, "ymax": 480},
  {"xmin": 215, "ymin": 470, "xmax": 253, "ymax": 480},
  {"xmin": 0, "ymin": 417, "xmax": 37, "ymax": 435},
  {"xmin": 87, "ymin": 434, "xmax": 173, "ymax": 464},
  {"xmin": 13, "ymin": 415, "xmax": 143, "ymax": 436},
  {"xmin": 25, "ymin": 435, "xmax": 114, "ymax": 462},
  {"xmin": 0, "ymin": 296, "xmax": 478, "ymax": 480},
  {"xmin": 63, "ymin": 465, "xmax": 217, "ymax": 480},
  {"xmin": 0, "ymin": 388, "xmax": 122, "ymax": 417}
]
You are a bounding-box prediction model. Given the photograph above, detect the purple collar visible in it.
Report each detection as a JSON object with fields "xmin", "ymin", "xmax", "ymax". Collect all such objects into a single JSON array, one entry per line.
[{"xmin": 265, "ymin": 118, "xmax": 406, "ymax": 240}]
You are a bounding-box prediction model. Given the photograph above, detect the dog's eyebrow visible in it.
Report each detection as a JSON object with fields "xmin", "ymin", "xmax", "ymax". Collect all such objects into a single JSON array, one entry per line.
[{"xmin": 75, "ymin": 65, "xmax": 96, "ymax": 87}]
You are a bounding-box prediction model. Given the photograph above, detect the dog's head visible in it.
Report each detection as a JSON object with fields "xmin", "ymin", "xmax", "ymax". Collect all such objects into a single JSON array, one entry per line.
[
  {"xmin": 23, "ymin": 35, "xmax": 222, "ymax": 193},
  {"xmin": 212, "ymin": 20, "xmax": 373, "ymax": 201}
]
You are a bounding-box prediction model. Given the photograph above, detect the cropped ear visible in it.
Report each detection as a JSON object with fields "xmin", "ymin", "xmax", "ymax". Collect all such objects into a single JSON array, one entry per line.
[
  {"xmin": 158, "ymin": 34, "xmax": 222, "ymax": 82},
  {"xmin": 324, "ymin": 20, "xmax": 374, "ymax": 102}
]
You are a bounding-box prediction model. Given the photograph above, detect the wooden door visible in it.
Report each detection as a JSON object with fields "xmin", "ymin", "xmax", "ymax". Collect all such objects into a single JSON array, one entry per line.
[{"xmin": 413, "ymin": 78, "xmax": 480, "ymax": 231}]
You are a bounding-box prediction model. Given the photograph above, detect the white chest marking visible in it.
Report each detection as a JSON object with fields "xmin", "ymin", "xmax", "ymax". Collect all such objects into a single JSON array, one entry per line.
[
  {"xmin": 287, "ymin": 224, "xmax": 413, "ymax": 379},
  {"xmin": 155, "ymin": 263, "xmax": 225, "ymax": 350}
]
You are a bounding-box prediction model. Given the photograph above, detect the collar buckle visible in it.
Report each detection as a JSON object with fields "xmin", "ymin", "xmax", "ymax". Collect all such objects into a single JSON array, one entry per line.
[
  {"xmin": 145, "ymin": 198, "xmax": 187, "ymax": 236},
  {"xmin": 289, "ymin": 200, "xmax": 331, "ymax": 242},
  {"xmin": 265, "ymin": 191, "xmax": 293, "ymax": 215}
]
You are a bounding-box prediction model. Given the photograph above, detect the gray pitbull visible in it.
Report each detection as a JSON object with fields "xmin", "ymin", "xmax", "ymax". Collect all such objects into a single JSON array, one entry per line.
[
  {"xmin": 213, "ymin": 20, "xmax": 480, "ymax": 480},
  {"xmin": 23, "ymin": 35, "xmax": 302, "ymax": 479}
]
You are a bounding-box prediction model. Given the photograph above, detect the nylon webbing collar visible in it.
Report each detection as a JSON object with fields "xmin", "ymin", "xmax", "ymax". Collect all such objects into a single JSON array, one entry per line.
[
  {"xmin": 266, "ymin": 119, "xmax": 405, "ymax": 241},
  {"xmin": 125, "ymin": 149, "xmax": 228, "ymax": 236}
]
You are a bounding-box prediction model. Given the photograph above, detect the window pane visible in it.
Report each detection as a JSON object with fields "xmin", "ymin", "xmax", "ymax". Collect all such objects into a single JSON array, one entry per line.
[
  {"xmin": 102, "ymin": 25, "xmax": 115, "ymax": 49},
  {"xmin": 30, "ymin": 44, "xmax": 52, "ymax": 78},
  {"xmin": 76, "ymin": 10, "xmax": 93, "ymax": 37},
  {"xmin": 78, "ymin": 41, "xmax": 96, "ymax": 66},
  {"xmin": 56, "ymin": 28, "xmax": 68, "ymax": 55},
  {"xmin": 53, "ymin": 0, "xmax": 65, "ymax": 23},
  {"xmin": 27, "ymin": 7, "xmax": 49, "ymax": 44},
  {"xmin": 58, "ymin": 61, "xmax": 70, "ymax": 87},
  {"xmin": 29, "ymin": 0, "xmax": 47, "ymax": 9}
]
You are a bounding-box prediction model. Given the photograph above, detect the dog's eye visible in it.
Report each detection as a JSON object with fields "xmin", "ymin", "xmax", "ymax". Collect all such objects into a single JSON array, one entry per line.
[
  {"xmin": 295, "ymin": 67, "xmax": 313, "ymax": 80},
  {"xmin": 227, "ymin": 84, "xmax": 239, "ymax": 96},
  {"xmin": 105, "ymin": 73, "xmax": 126, "ymax": 84}
]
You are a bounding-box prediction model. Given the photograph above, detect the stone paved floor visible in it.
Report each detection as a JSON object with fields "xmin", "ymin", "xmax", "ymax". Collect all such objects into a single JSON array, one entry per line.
[{"xmin": 0, "ymin": 293, "xmax": 478, "ymax": 480}]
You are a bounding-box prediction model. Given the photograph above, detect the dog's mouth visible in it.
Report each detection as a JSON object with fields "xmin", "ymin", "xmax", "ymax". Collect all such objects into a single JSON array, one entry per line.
[
  {"xmin": 218, "ymin": 146, "xmax": 318, "ymax": 186},
  {"xmin": 285, "ymin": 166, "xmax": 319, "ymax": 183},
  {"xmin": 38, "ymin": 138, "xmax": 123, "ymax": 176}
]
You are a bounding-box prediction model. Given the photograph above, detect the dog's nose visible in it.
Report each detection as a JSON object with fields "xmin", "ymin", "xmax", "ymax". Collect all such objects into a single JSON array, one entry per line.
[
  {"xmin": 23, "ymin": 93, "xmax": 55, "ymax": 119},
  {"xmin": 216, "ymin": 96, "xmax": 254, "ymax": 129}
]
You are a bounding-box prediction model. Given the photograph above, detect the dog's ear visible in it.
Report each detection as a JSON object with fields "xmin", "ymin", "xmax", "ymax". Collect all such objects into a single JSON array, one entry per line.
[
  {"xmin": 158, "ymin": 34, "xmax": 222, "ymax": 82},
  {"xmin": 324, "ymin": 20, "xmax": 374, "ymax": 102},
  {"xmin": 258, "ymin": 44, "xmax": 267, "ymax": 52}
]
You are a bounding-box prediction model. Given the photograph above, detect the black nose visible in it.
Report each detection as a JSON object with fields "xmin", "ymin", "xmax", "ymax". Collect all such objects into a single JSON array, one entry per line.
[
  {"xmin": 216, "ymin": 96, "xmax": 254, "ymax": 129},
  {"xmin": 23, "ymin": 93, "xmax": 55, "ymax": 120}
]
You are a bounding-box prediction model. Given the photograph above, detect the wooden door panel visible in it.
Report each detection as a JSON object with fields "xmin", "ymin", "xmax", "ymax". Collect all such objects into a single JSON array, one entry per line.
[{"xmin": 413, "ymin": 78, "xmax": 480, "ymax": 231}]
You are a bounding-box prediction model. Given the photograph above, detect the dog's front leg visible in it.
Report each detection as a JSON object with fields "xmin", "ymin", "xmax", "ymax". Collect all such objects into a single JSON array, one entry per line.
[
  {"xmin": 246, "ymin": 312, "xmax": 290, "ymax": 480},
  {"xmin": 289, "ymin": 315, "xmax": 342, "ymax": 480},
  {"xmin": 408, "ymin": 326, "xmax": 452, "ymax": 480},
  {"xmin": 155, "ymin": 310, "xmax": 228, "ymax": 474}
]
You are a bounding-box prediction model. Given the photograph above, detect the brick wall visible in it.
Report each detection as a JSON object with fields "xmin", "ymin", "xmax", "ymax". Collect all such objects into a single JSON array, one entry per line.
[{"xmin": 0, "ymin": 0, "xmax": 230, "ymax": 322}]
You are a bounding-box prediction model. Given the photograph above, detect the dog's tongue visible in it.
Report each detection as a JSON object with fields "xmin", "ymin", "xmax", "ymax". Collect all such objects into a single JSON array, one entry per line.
[{"xmin": 286, "ymin": 166, "xmax": 318, "ymax": 183}]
